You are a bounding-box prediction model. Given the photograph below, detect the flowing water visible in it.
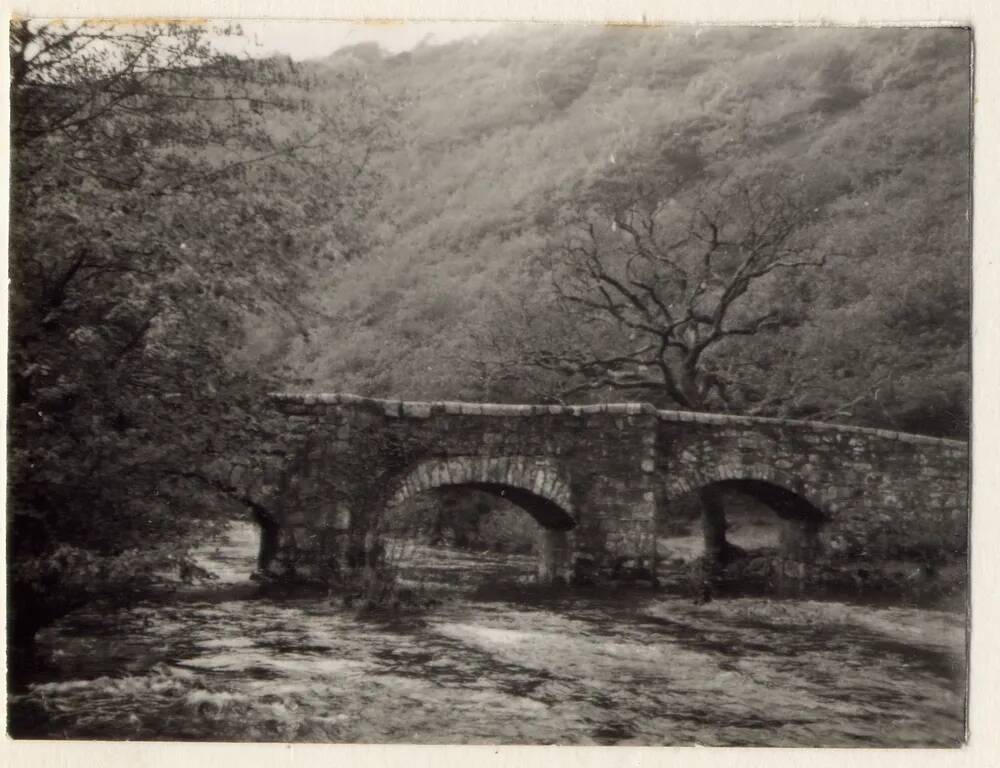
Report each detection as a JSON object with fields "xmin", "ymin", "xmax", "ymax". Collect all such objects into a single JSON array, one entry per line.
[{"xmin": 8, "ymin": 523, "xmax": 967, "ymax": 746}]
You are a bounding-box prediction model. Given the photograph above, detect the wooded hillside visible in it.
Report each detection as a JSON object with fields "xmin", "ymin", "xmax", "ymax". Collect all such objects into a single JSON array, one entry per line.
[{"xmin": 262, "ymin": 25, "xmax": 969, "ymax": 438}]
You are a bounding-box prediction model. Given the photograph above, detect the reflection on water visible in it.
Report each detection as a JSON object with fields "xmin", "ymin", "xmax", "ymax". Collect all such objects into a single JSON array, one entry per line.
[{"xmin": 8, "ymin": 523, "xmax": 967, "ymax": 746}]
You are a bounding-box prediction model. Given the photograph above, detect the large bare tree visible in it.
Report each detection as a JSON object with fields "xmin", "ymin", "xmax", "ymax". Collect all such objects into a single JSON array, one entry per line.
[{"xmin": 513, "ymin": 177, "xmax": 832, "ymax": 412}]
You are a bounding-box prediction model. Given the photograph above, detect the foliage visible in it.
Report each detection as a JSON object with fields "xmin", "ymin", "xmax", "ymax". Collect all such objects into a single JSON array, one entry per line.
[
  {"xmin": 7, "ymin": 19, "xmax": 392, "ymax": 643},
  {"xmin": 285, "ymin": 26, "xmax": 969, "ymax": 436}
]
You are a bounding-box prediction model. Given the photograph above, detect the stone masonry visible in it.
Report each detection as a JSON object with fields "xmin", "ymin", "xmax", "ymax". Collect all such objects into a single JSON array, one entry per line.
[{"xmin": 257, "ymin": 392, "xmax": 969, "ymax": 585}]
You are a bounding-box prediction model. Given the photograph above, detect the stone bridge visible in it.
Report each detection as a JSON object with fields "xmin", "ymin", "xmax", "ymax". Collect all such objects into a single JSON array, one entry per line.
[{"xmin": 256, "ymin": 393, "xmax": 969, "ymax": 585}]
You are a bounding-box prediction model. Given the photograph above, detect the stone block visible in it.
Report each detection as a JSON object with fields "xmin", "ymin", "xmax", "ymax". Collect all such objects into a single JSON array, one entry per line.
[{"xmin": 402, "ymin": 402, "xmax": 432, "ymax": 418}]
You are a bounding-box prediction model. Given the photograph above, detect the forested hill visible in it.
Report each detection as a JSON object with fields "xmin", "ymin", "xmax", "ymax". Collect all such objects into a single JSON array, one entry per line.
[{"xmin": 264, "ymin": 25, "xmax": 970, "ymax": 438}]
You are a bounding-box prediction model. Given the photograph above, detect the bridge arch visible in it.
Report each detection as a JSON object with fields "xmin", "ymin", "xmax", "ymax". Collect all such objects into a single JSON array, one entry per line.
[
  {"xmin": 388, "ymin": 456, "xmax": 575, "ymax": 527},
  {"xmin": 386, "ymin": 456, "xmax": 577, "ymax": 582},
  {"xmin": 662, "ymin": 463, "xmax": 831, "ymax": 564},
  {"xmin": 662, "ymin": 462, "xmax": 832, "ymax": 515}
]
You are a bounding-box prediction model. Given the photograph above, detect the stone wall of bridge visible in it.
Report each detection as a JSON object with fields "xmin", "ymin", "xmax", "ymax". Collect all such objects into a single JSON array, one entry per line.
[
  {"xmin": 655, "ymin": 411, "xmax": 969, "ymax": 561},
  {"xmin": 263, "ymin": 394, "xmax": 662, "ymax": 583},
  {"xmin": 259, "ymin": 393, "xmax": 969, "ymax": 585}
]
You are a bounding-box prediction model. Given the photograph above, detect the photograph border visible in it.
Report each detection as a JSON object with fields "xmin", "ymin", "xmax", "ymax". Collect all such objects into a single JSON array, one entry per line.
[{"xmin": 1, "ymin": 1, "xmax": 995, "ymax": 766}]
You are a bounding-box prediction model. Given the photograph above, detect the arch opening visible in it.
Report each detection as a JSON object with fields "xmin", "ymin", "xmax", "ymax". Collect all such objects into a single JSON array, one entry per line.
[
  {"xmin": 454, "ymin": 482, "xmax": 576, "ymax": 531},
  {"xmin": 183, "ymin": 515, "xmax": 271, "ymax": 584},
  {"xmin": 658, "ymin": 478, "xmax": 828, "ymax": 577},
  {"xmin": 699, "ymin": 480, "xmax": 826, "ymax": 565},
  {"xmin": 383, "ymin": 482, "xmax": 576, "ymax": 586},
  {"xmin": 709, "ymin": 479, "xmax": 826, "ymax": 522}
]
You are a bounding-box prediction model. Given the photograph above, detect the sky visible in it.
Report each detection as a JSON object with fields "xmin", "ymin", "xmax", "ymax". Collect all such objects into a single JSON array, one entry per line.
[{"xmin": 208, "ymin": 20, "xmax": 508, "ymax": 61}]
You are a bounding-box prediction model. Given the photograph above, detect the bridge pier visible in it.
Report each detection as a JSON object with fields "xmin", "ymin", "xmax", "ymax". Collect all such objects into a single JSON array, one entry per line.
[
  {"xmin": 536, "ymin": 529, "xmax": 572, "ymax": 583},
  {"xmin": 699, "ymin": 486, "xmax": 744, "ymax": 566},
  {"xmin": 779, "ymin": 517, "xmax": 822, "ymax": 560}
]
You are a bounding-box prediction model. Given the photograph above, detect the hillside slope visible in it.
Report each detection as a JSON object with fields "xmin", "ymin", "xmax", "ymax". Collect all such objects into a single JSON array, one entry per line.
[{"xmin": 262, "ymin": 25, "xmax": 970, "ymax": 436}]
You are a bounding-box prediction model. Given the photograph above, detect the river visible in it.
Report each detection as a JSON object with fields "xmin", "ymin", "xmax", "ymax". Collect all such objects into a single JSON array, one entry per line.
[{"xmin": 8, "ymin": 522, "xmax": 967, "ymax": 746}]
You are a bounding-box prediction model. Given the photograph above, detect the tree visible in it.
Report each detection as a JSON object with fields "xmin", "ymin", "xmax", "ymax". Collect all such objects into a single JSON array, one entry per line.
[
  {"xmin": 7, "ymin": 19, "xmax": 393, "ymax": 647},
  {"xmin": 482, "ymin": 168, "xmax": 833, "ymax": 413}
]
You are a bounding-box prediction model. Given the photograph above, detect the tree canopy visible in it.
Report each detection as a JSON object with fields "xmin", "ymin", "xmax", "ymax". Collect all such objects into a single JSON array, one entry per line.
[{"xmin": 7, "ymin": 20, "xmax": 393, "ymax": 643}]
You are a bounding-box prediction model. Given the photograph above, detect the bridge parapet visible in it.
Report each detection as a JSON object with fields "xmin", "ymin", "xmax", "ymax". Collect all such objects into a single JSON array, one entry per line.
[
  {"xmin": 655, "ymin": 409, "xmax": 966, "ymax": 448},
  {"xmin": 270, "ymin": 391, "xmax": 967, "ymax": 449},
  {"xmin": 270, "ymin": 391, "xmax": 657, "ymax": 417}
]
